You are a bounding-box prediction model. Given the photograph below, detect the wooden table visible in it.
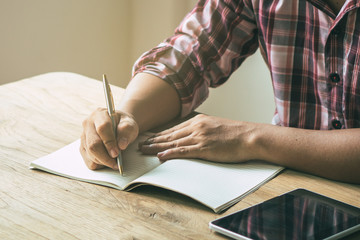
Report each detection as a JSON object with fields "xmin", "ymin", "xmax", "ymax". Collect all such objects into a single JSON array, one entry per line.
[{"xmin": 1, "ymin": 72, "xmax": 359, "ymax": 239}]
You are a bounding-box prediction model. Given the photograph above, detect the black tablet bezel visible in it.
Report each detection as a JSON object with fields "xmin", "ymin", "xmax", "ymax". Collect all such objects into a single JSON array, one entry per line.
[{"xmin": 209, "ymin": 188, "xmax": 360, "ymax": 240}]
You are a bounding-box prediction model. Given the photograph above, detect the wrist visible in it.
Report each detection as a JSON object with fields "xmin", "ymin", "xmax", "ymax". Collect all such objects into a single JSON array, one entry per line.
[{"xmin": 246, "ymin": 123, "xmax": 275, "ymax": 161}]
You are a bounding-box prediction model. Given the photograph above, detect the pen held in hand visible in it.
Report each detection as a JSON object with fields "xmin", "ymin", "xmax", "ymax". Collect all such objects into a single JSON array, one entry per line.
[{"xmin": 102, "ymin": 74, "xmax": 124, "ymax": 176}]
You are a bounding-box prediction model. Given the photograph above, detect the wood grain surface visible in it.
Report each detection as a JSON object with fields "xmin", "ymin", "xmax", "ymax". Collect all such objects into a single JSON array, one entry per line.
[{"xmin": 1, "ymin": 72, "xmax": 359, "ymax": 239}]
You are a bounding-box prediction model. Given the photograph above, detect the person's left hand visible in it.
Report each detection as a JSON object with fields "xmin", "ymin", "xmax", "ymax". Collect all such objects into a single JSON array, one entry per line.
[{"xmin": 138, "ymin": 114, "xmax": 261, "ymax": 163}]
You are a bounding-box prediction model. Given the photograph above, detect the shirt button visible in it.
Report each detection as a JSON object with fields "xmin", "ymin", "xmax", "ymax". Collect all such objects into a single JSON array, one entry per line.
[
  {"xmin": 332, "ymin": 119, "xmax": 342, "ymax": 129},
  {"xmin": 329, "ymin": 73, "xmax": 340, "ymax": 83}
]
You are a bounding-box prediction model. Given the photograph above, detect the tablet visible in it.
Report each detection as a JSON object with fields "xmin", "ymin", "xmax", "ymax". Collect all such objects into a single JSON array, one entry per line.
[{"xmin": 209, "ymin": 189, "xmax": 360, "ymax": 240}]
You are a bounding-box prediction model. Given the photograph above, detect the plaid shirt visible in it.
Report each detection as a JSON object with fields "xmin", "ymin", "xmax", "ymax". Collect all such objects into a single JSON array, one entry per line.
[{"xmin": 133, "ymin": 0, "xmax": 360, "ymax": 130}]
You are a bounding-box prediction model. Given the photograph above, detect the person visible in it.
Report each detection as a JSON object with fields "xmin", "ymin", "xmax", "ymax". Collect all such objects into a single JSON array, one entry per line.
[{"xmin": 80, "ymin": 0, "xmax": 360, "ymax": 184}]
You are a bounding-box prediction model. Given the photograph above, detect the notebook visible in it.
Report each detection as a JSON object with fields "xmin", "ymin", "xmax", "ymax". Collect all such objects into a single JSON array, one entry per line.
[{"xmin": 30, "ymin": 134, "xmax": 283, "ymax": 213}]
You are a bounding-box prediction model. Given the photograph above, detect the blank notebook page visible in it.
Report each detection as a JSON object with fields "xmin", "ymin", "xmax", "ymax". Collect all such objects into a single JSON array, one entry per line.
[{"xmin": 134, "ymin": 159, "xmax": 283, "ymax": 210}]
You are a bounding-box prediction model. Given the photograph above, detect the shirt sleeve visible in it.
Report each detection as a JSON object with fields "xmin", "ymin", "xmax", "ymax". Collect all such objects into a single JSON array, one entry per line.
[{"xmin": 132, "ymin": 0, "xmax": 259, "ymax": 117}]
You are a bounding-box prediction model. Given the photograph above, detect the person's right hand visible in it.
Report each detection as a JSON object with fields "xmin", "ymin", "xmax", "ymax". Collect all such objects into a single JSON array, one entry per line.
[{"xmin": 80, "ymin": 108, "xmax": 139, "ymax": 170}]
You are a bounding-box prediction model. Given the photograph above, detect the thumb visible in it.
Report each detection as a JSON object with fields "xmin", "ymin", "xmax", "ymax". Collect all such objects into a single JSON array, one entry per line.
[
  {"xmin": 93, "ymin": 110, "xmax": 120, "ymax": 159},
  {"xmin": 117, "ymin": 115, "xmax": 139, "ymax": 150}
]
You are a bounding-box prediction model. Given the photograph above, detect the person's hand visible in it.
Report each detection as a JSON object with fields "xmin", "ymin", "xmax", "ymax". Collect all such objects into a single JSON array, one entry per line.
[
  {"xmin": 80, "ymin": 108, "xmax": 139, "ymax": 170},
  {"xmin": 138, "ymin": 114, "xmax": 261, "ymax": 163}
]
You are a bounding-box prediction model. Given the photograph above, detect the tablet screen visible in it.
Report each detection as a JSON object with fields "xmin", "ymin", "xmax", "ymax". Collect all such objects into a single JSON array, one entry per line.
[{"xmin": 210, "ymin": 189, "xmax": 360, "ymax": 240}]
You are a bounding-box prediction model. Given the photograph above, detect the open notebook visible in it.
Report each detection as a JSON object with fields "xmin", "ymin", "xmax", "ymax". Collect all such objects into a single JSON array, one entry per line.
[{"xmin": 30, "ymin": 134, "xmax": 283, "ymax": 213}]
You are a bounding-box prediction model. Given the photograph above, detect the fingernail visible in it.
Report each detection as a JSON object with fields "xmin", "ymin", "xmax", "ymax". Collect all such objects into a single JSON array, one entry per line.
[
  {"xmin": 157, "ymin": 150, "xmax": 168, "ymax": 158},
  {"xmin": 138, "ymin": 142, "xmax": 150, "ymax": 149},
  {"xmin": 143, "ymin": 138, "xmax": 154, "ymax": 145},
  {"xmin": 113, "ymin": 162, "xmax": 119, "ymax": 170},
  {"xmin": 110, "ymin": 149, "xmax": 119, "ymax": 158},
  {"xmin": 119, "ymin": 137, "xmax": 128, "ymax": 149}
]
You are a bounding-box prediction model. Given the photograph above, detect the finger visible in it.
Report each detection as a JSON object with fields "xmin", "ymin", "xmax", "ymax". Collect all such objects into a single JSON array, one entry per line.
[
  {"xmin": 155, "ymin": 118, "xmax": 194, "ymax": 136},
  {"xmin": 155, "ymin": 114, "xmax": 206, "ymax": 136},
  {"xmin": 157, "ymin": 145, "xmax": 202, "ymax": 161},
  {"xmin": 93, "ymin": 110, "xmax": 119, "ymax": 158},
  {"xmin": 140, "ymin": 128, "xmax": 191, "ymax": 147},
  {"xmin": 80, "ymin": 148, "xmax": 104, "ymax": 170},
  {"xmin": 84, "ymin": 120, "xmax": 119, "ymax": 170},
  {"xmin": 80, "ymin": 132, "xmax": 103, "ymax": 170},
  {"xmin": 117, "ymin": 115, "xmax": 139, "ymax": 150},
  {"xmin": 139, "ymin": 135, "xmax": 195, "ymax": 155},
  {"xmin": 140, "ymin": 117, "xmax": 197, "ymax": 145}
]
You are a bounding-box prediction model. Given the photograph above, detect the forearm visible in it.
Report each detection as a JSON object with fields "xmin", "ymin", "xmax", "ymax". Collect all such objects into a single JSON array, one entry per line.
[
  {"xmin": 253, "ymin": 125, "xmax": 360, "ymax": 183},
  {"xmin": 118, "ymin": 73, "xmax": 181, "ymax": 132}
]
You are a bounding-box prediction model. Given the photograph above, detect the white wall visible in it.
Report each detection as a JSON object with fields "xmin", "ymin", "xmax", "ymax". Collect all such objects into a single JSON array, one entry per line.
[
  {"xmin": 197, "ymin": 51, "xmax": 275, "ymax": 123},
  {"xmin": 129, "ymin": 1, "xmax": 194, "ymax": 65},
  {"xmin": 0, "ymin": 0, "xmax": 194, "ymax": 87},
  {"xmin": 0, "ymin": 0, "xmax": 274, "ymax": 123},
  {"xmin": 0, "ymin": 0, "xmax": 131, "ymax": 87}
]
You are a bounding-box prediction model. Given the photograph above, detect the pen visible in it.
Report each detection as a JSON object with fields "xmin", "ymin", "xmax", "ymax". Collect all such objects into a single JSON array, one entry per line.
[{"xmin": 102, "ymin": 74, "xmax": 123, "ymax": 175}]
